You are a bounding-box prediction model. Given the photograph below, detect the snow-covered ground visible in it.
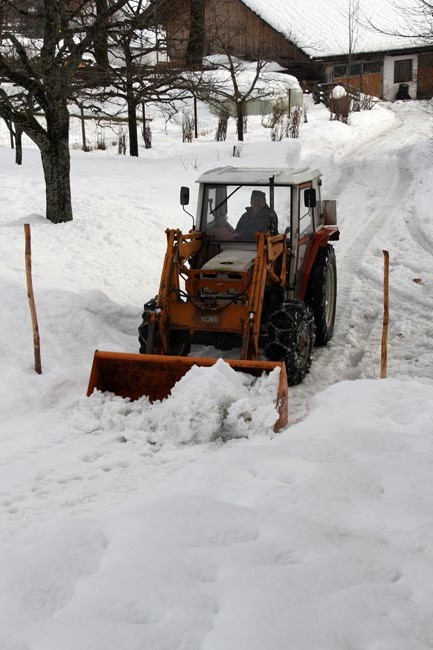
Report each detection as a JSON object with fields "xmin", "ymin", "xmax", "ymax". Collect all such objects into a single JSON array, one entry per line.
[{"xmin": 1, "ymin": 97, "xmax": 433, "ymax": 650}]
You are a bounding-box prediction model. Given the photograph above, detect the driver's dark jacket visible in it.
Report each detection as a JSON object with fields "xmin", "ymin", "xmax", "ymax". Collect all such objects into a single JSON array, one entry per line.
[{"xmin": 235, "ymin": 206, "xmax": 278, "ymax": 240}]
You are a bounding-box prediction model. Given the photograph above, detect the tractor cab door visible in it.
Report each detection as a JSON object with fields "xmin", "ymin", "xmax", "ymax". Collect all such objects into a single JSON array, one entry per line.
[{"xmin": 294, "ymin": 182, "xmax": 317, "ymax": 296}]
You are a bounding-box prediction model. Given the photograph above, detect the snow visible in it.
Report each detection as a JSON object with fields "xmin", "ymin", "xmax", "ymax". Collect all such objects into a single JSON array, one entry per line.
[
  {"xmin": 331, "ymin": 84, "xmax": 347, "ymax": 98},
  {"xmin": 83, "ymin": 360, "xmax": 280, "ymax": 445},
  {"xmin": 194, "ymin": 59, "xmax": 303, "ymax": 115},
  {"xmin": 242, "ymin": 0, "xmax": 426, "ymax": 57},
  {"xmin": 1, "ymin": 95, "xmax": 433, "ymax": 648}
]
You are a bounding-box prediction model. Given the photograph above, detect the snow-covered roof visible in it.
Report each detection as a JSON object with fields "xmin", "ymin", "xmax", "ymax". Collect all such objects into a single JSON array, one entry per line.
[
  {"xmin": 196, "ymin": 58, "xmax": 303, "ymax": 115},
  {"xmin": 197, "ymin": 166, "xmax": 321, "ymax": 186},
  {"xmin": 241, "ymin": 0, "xmax": 426, "ymax": 58}
]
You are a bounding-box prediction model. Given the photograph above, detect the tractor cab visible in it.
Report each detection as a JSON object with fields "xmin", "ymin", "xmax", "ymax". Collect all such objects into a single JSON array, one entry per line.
[
  {"xmin": 196, "ymin": 168, "xmax": 293, "ymax": 244},
  {"xmin": 184, "ymin": 166, "xmax": 336, "ymax": 297}
]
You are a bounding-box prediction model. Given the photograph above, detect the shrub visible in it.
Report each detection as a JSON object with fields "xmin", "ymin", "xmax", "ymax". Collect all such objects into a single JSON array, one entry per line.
[{"xmin": 182, "ymin": 112, "xmax": 194, "ymax": 143}]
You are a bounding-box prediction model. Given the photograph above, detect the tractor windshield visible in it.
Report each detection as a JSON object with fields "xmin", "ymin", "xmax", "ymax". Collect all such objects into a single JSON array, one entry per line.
[{"xmin": 201, "ymin": 184, "xmax": 292, "ymax": 243}]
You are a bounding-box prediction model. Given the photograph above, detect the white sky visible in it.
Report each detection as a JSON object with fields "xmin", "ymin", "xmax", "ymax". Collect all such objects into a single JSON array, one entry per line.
[{"xmin": 1, "ymin": 95, "xmax": 433, "ymax": 649}]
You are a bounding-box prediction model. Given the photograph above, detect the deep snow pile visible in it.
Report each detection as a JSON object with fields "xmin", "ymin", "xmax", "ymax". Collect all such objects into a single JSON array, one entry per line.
[
  {"xmin": 81, "ymin": 360, "xmax": 280, "ymax": 445},
  {"xmin": 1, "ymin": 97, "xmax": 433, "ymax": 649}
]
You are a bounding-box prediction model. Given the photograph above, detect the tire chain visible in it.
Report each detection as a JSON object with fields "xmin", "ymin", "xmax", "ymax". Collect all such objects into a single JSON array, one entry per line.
[
  {"xmin": 138, "ymin": 297, "xmax": 157, "ymax": 353},
  {"xmin": 265, "ymin": 300, "xmax": 316, "ymax": 385}
]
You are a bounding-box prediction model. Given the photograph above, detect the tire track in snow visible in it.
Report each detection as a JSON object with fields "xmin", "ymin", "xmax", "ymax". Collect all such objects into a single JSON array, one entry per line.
[
  {"xmin": 288, "ymin": 103, "xmax": 433, "ymax": 425},
  {"xmin": 332, "ymin": 143, "xmax": 417, "ymax": 369},
  {"xmin": 405, "ymin": 206, "xmax": 433, "ymax": 257}
]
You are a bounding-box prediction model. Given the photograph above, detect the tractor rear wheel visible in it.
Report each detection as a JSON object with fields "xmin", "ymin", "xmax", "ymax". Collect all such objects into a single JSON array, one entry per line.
[
  {"xmin": 305, "ymin": 245, "xmax": 337, "ymax": 346},
  {"xmin": 138, "ymin": 298, "xmax": 157, "ymax": 353},
  {"xmin": 265, "ymin": 300, "xmax": 315, "ymax": 385}
]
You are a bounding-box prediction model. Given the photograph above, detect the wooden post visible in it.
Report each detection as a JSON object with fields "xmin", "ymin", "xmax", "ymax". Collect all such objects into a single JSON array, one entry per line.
[
  {"xmin": 24, "ymin": 224, "xmax": 42, "ymax": 374},
  {"xmin": 380, "ymin": 250, "xmax": 390, "ymax": 379}
]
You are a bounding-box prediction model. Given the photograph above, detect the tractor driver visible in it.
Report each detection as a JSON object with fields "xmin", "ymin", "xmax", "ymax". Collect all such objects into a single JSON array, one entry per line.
[{"xmin": 235, "ymin": 190, "xmax": 278, "ymax": 240}]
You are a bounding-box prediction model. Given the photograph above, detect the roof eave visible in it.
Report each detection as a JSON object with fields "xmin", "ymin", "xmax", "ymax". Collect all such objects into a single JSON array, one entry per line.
[{"xmin": 314, "ymin": 42, "xmax": 433, "ymax": 63}]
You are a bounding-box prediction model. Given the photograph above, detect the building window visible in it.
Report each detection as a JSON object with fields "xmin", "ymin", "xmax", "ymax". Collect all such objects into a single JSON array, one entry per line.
[
  {"xmin": 334, "ymin": 62, "xmax": 377, "ymax": 78},
  {"xmin": 363, "ymin": 61, "xmax": 381, "ymax": 74},
  {"xmin": 349, "ymin": 63, "xmax": 362, "ymax": 76},
  {"xmin": 333, "ymin": 65, "xmax": 347, "ymax": 78},
  {"xmin": 394, "ymin": 59, "xmax": 413, "ymax": 83}
]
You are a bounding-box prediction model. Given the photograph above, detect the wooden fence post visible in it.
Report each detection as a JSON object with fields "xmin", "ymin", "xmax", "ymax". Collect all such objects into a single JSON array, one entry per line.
[
  {"xmin": 24, "ymin": 224, "xmax": 42, "ymax": 374},
  {"xmin": 380, "ymin": 250, "xmax": 390, "ymax": 379}
]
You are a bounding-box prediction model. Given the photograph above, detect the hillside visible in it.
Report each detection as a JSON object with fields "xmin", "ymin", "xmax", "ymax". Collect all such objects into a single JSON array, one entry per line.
[{"xmin": 1, "ymin": 97, "xmax": 433, "ymax": 650}]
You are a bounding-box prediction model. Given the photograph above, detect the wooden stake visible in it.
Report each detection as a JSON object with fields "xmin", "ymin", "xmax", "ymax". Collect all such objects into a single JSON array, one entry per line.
[
  {"xmin": 380, "ymin": 250, "xmax": 390, "ymax": 379},
  {"xmin": 24, "ymin": 224, "xmax": 42, "ymax": 374}
]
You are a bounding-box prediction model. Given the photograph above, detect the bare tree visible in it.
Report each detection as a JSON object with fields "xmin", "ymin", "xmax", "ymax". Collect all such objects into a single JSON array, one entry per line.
[
  {"xmin": 370, "ymin": 0, "xmax": 433, "ymax": 41},
  {"xmin": 0, "ymin": 0, "xmax": 129, "ymax": 223},
  {"xmin": 183, "ymin": 7, "xmax": 289, "ymax": 142},
  {"xmin": 93, "ymin": 0, "xmax": 110, "ymax": 67},
  {"xmin": 346, "ymin": 0, "xmax": 361, "ymax": 88},
  {"xmin": 76, "ymin": 2, "xmax": 187, "ymax": 156},
  {"xmin": 215, "ymin": 106, "xmax": 229, "ymax": 141},
  {"xmin": 190, "ymin": 53, "xmax": 281, "ymax": 142},
  {"xmin": 329, "ymin": 0, "xmax": 362, "ymax": 122},
  {"xmin": 0, "ymin": 0, "xmax": 45, "ymax": 39}
]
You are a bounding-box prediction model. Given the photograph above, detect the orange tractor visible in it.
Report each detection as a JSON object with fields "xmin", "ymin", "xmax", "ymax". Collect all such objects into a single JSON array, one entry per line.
[{"xmin": 88, "ymin": 166, "xmax": 339, "ymax": 430}]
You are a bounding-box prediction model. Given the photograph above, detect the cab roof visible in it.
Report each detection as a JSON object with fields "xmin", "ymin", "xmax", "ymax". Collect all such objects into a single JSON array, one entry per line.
[{"xmin": 196, "ymin": 166, "xmax": 321, "ymax": 186}]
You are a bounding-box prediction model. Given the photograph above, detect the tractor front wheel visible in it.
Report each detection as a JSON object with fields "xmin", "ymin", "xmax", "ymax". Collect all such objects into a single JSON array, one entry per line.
[
  {"xmin": 265, "ymin": 300, "xmax": 316, "ymax": 385},
  {"xmin": 305, "ymin": 245, "xmax": 337, "ymax": 346}
]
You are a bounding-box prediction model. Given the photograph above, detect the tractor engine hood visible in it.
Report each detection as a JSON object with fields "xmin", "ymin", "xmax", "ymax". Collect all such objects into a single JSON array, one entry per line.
[{"xmin": 201, "ymin": 249, "xmax": 257, "ymax": 273}]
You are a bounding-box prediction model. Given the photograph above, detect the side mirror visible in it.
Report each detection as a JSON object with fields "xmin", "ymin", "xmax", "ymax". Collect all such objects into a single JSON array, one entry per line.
[
  {"xmin": 304, "ymin": 188, "xmax": 317, "ymax": 208},
  {"xmin": 180, "ymin": 186, "xmax": 190, "ymax": 206}
]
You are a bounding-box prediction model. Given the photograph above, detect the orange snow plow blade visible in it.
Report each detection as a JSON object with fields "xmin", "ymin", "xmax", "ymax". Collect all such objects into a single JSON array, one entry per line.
[{"xmin": 87, "ymin": 351, "xmax": 288, "ymax": 432}]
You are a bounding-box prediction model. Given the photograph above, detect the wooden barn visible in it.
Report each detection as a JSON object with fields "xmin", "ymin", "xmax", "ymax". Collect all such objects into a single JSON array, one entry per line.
[
  {"xmin": 147, "ymin": 0, "xmax": 321, "ymax": 80},
  {"xmin": 148, "ymin": 0, "xmax": 433, "ymax": 101}
]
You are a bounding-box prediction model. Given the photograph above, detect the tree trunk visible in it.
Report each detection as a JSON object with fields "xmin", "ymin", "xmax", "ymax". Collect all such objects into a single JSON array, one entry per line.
[
  {"xmin": 94, "ymin": 0, "xmax": 110, "ymax": 68},
  {"xmin": 236, "ymin": 103, "xmax": 244, "ymax": 141},
  {"xmin": 40, "ymin": 113, "xmax": 73, "ymax": 223},
  {"xmin": 15, "ymin": 125, "xmax": 22, "ymax": 165},
  {"xmin": 127, "ymin": 98, "xmax": 138, "ymax": 157},
  {"xmin": 124, "ymin": 43, "xmax": 138, "ymax": 157}
]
